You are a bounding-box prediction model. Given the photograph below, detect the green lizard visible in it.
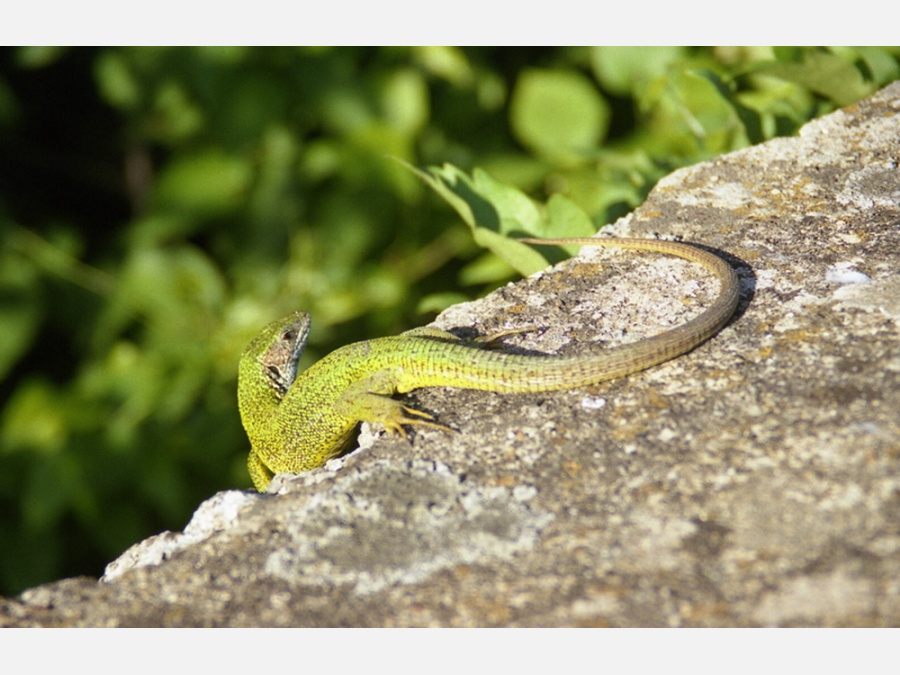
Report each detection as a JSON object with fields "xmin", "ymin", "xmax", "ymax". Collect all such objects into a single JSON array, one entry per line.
[{"xmin": 238, "ymin": 237, "xmax": 740, "ymax": 491}]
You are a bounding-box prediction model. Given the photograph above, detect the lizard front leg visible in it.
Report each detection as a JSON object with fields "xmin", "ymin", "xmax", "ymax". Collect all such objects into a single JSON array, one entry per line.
[
  {"xmin": 247, "ymin": 450, "xmax": 275, "ymax": 491},
  {"xmin": 334, "ymin": 368, "xmax": 453, "ymax": 437}
]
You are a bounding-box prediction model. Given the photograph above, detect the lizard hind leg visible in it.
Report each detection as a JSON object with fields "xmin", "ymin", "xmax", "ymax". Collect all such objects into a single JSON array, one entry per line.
[
  {"xmin": 471, "ymin": 325, "xmax": 543, "ymax": 349},
  {"xmin": 404, "ymin": 324, "xmax": 543, "ymax": 350}
]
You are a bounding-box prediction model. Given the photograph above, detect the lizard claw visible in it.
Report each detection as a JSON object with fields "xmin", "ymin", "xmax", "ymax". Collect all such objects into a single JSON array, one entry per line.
[{"xmin": 383, "ymin": 404, "xmax": 456, "ymax": 437}]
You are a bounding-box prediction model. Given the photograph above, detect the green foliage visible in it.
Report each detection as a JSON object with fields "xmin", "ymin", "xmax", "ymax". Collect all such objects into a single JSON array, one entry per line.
[
  {"xmin": 410, "ymin": 162, "xmax": 593, "ymax": 276},
  {"xmin": 510, "ymin": 68, "xmax": 612, "ymax": 160},
  {"xmin": 0, "ymin": 46, "xmax": 896, "ymax": 596}
]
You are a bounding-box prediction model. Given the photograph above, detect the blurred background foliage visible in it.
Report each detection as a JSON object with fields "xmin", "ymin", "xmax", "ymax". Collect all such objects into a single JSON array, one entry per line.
[{"xmin": 0, "ymin": 46, "xmax": 897, "ymax": 596}]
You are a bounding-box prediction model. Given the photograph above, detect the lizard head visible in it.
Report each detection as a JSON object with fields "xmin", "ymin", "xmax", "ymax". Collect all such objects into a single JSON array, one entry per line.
[
  {"xmin": 240, "ymin": 311, "xmax": 312, "ymax": 401},
  {"xmin": 260, "ymin": 311, "xmax": 312, "ymax": 399}
]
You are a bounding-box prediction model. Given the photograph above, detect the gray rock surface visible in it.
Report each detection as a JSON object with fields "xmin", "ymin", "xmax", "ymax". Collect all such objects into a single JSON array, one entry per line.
[{"xmin": 3, "ymin": 83, "xmax": 899, "ymax": 627}]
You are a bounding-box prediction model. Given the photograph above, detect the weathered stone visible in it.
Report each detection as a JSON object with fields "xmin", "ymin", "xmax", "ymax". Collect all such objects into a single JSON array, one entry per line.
[{"xmin": 3, "ymin": 83, "xmax": 899, "ymax": 627}]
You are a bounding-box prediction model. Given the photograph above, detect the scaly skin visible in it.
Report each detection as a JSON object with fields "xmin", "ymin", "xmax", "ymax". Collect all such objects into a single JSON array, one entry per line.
[{"xmin": 238, "ymin": 236, "xmax": 740, "ymax": 491}]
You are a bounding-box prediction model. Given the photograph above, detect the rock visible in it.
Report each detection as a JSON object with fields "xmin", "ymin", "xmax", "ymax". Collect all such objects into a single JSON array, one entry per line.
[{"xmin": 3, "ymin": 83, "xmax": 899, "ymax": 627}]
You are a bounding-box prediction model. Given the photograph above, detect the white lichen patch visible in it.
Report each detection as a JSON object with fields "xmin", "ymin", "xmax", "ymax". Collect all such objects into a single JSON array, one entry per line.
[
  {"xmin": 836, "ymin": 165, "xmax": 900, "ymax": 209},
  {"xmin": 102, "ymin": 490, "xmax": 260, "ymax": 582},
  {"xmin": 752, "ymin": 569, "xmax": 877, "ymax": 626},
  {"xmin": 264, "ymin": 460, "xmax": 553, "ymax": 594},
  {"xmin": 833, "ymin": 275, "xmax": 900, "ymax": 320},
  {"xmin": 825, "ymin": 262, "xmax": 872, "ymax": 285}
]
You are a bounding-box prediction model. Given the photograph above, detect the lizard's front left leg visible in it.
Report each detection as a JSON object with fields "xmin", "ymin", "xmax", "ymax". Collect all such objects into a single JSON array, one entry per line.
[{"xmin": 334, "ymin": 368, "xmax": 453, "ymax": 437}]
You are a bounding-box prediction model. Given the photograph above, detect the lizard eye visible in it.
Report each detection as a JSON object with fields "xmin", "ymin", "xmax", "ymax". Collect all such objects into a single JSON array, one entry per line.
[
  {"xmin": 267, "ymin": 365, "xmax": 282, "ymax": 379},
  {"xmin": 281, "ymin": 330, "xmax": 295, "ymax": 341}
]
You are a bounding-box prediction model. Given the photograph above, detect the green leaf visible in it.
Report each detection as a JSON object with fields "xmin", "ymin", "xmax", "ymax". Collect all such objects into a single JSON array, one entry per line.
[
  {"xmin": 510, "ymin": 68, "xmax": 610, "ymax": 160},
  {"xmin": 590, "ymin": 46, "xmax": 685, "ymax": 96},
  {"xmin": 151, "ymin": 81, "xmax": 205, "ymax": 142},
  {"xmin": 407, "ymin": 162, "xmax": 600, "ymax": 276},
  {"xmin": 416, "ymin": 291, "xmax": 471, "ymax": 315},
  {"xmin": 408, "ymin": 163, "xmax": 542, "ymax": 274},
  {"xmin": 0, "ymin": 250, "xmax": 41, "ymax": 380},
  {"xmin": 850, "ymin": 47, "xmax": 900, "ymax": 86},
  {"xmin": 772, "ymin": 47, "xmax": 804, "ymax": 63},
  {"xmin": 93, "ymin": 50, "xmax": 141, "ymax": 110},
  {"xmin": 471, "ymin": 228, "xmax": 550, "ymax": 277},
  {"xmin": 695, "ymin": 70, "xmax": 765, "ymax": 145},
  {"xmin": 412, "ymin": 46, "xmax": 475, "ymax": 88},
  {"xmin": 379, "ymin": 67, "xmax": 430, "ymax": 136},
  {"xmin": 152, "ymin": 149, "xmax": 250, "ymax": 217},
  {"xmin": 639, "ymin": 69, "xmax": 748, "ymax": 156},
  {"xmin": 16, "ymin": 46, "xmax": 69, "ymax": 70},
  {"xmin": 544, "ymin": 193, "xmax": 596, "ymax": 240},
  {"xmin": 759, "ymin": 48, "xmax": 872, "ymax": 107},
  {"xmin": 458, "ymin": 252, "xmax": 518, "ymax": 286},
  {"xmin": 1, "ymin": 380, "xmax": 68, "ymax": 455}
]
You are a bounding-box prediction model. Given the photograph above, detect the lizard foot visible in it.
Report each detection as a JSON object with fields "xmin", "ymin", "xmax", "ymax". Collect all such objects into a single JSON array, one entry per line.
[
  {"xmin": 335, "ymin": 379, "xmax": 455, "ymax": 438},
  {"xmin": 381, "ymin": 401, "xmax": 456, "ymax": 438},
  {"xmin": 402, "ymin": 324, "xmax": 544, "ymax": 350},
  {"xmin": 472, "ymin": 325, "xmax": 544, "ymax": 349}
]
